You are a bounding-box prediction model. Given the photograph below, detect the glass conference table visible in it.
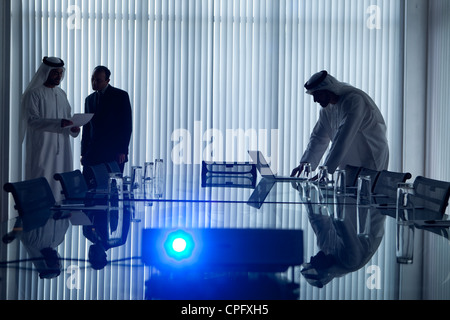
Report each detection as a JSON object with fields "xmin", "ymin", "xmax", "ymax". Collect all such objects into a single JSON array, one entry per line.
[{"xmin": 1, "ymin": 168, "xmax": 449, "ymax": 301}]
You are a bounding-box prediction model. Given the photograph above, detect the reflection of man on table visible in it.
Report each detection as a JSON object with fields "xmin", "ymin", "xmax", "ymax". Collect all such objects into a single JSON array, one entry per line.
[
  {"xmin": 3, "ymin": 214, "xmax": 70, "ymax": 279},
  {"xmin": 297, "ymin": 183, "xmax": 386, "ymax": 288}
]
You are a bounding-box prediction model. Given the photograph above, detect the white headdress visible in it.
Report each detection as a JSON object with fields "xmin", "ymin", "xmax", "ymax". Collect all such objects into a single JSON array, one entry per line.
[
  {"xmin": 304, "ymin": 70, "xmax": 377, "ymax": 106},
  {"xmin": 20, "ymin": 57, "xmax": 66, "ymax": 143}
]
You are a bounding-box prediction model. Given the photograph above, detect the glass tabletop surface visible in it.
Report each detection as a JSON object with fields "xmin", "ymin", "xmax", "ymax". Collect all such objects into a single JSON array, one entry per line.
[{"xmin": 1, "ymin": 169, "xmax": 449, "ymax": 301}]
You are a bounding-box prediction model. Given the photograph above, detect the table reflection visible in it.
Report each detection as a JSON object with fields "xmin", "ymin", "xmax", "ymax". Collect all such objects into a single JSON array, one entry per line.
[
  {"xmin": 1, "ymin": 170, "xmax": 449, "ymax": 300},
  {"xmin": 291, "ymin": 181, "xmax": 386, "ymax": 288},
  {"xmin": 2, "ymin": 210, "xmax": 70, "ymax": 279}
]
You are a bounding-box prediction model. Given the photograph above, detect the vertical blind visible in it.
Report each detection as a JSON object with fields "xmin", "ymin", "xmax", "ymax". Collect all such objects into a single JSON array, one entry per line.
[
  {"xmin": 423, "ymin": 0, "xmax": 450, "ymax": 300},
  {"xmin": 9, "ymin": 0, "xmax": 404, "ymax": 300},
  {"xmin": 426, "ymin": 0, "xmax": 450, "ymax": 184}
]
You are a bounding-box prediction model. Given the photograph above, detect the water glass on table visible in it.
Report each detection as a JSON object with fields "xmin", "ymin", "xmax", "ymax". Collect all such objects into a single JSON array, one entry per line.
[
  {"xmin": 300, "ymin": 163, "xmax": 312, "ymax": 201},
  {"xmin": 333, "ymin": 169, "xmax": 347, "ymax": 221},
  {"xmin": 131, "ymin": 166, "xmax": 143, "ymax": 196},
  {"xmin": 396, "ymin": 183, "xmax": 415, "ymax": 264},
  {"xmin": 334, "ymin": 169, "xmax": 346, "ymax": 196},
  {"xmin": 143, "ymin": 162, "xmax": 154, "ymax": 198},
  {"xmin": 357, "ymin": 175, "xmax": 372, "ymax": 237},
  {"xmin": 108, "ymin": 173, "xmax": 124, "ymax": 210},
  {"xmin": 154, "ymin": 159, "xmax": 165, "ymax": 198}
]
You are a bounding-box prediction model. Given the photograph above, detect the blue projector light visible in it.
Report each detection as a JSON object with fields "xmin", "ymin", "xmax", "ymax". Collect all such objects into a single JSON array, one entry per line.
[
  {"xmin": 141, "ymin": 228, "xmax": 304, "ymax": 272},
  {"xmin": 164, "ymin": 230, "xmax": 194, "ymax": 261},
  {"xmin": 172, "ymin": 237, "xmax": 187, "ymax": 252}
]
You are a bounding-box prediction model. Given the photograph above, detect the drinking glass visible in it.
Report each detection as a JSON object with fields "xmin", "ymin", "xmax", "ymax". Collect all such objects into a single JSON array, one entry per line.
[
  {"xmin": 357, "ymin": 175, "xmax": 372, "ymax": 206},
  {"xmin": 396, "ymin": 183, "xmax": 415, "ymax": 264},
  {"xmin": 300, "ymin": 163, "xmax": 312, "ymax": 180},
  {"xmin": 131, "ymin": 166, "xmax": 143, "ymax": 193},
  {"xmin": 333, "ymin": 169, "xmax": 347, "ymax": 221},
  {"xmin": 317, "ymin": 165, "xmax": 330, "ymax": 186},
  {"xmin": 143, "ymin": 162, "xmax": 154, "ymax": 198},
  {"xmin": 334, "ymin": 169, "xmax": 346, "ymax": 196},
  {"xmin": 333, "ymin": 193, "xmax": 346, "ymax": 221},
  {"xmin": 154, "ymin": 159, "xmax": 165, "ymax": 198},
  {"xmin": 309, "ymin": 183, "xmax": 330, "ymax": 216},
  {"xmin": 108, "ymin": 173, "xmax": 124, "ymax": 210},
  {"xmin": 300, "ymin": 163, "xmax": 312, "ymax": 201},
  {"xmin": 396, "ymin": 183, "xmax": 415, "ymax": 220},
  {"xmin": 357, "ymin": 175, "xmax": 372, "ymax": 237}
]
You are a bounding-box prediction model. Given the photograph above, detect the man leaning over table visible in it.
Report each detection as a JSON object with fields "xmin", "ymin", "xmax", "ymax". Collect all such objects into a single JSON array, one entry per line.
[{"xmin": 291, "ymin": 70, "xmax": 389, "ymax": 178}]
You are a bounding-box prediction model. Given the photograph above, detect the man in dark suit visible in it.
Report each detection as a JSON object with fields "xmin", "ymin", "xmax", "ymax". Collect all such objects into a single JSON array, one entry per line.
[{"xmin": 81, "ymin": 66, "xmax": 132, "ymax": 173}]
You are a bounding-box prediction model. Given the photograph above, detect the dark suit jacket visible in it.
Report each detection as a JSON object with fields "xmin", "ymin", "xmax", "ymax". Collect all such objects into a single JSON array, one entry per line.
[{"xmin": 81, "ymin": 85, "xmax": 132, "ymax": 167}]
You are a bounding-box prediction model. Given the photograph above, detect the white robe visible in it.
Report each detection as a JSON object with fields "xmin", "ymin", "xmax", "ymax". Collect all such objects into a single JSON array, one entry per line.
[
  {"xmin": 23, "ymin": 85, "xmax": 79, "ymax": 201},
  {"xmin": 19, "ymin": 217, "xmax": 70, "ymax": 276},
  {"xmin": 300, "ymin": 91, "xmax": 389, "ymax": 173}
]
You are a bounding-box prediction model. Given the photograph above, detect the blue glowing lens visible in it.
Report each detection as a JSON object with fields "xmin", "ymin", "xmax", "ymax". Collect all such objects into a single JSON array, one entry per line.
[
  {"xmin": 164, "ymin": 230, "xmax": 194, "ymax": 260},
  {"xmin": 172, "ymin": 238, "xmax": 187, "ymax": 253}
]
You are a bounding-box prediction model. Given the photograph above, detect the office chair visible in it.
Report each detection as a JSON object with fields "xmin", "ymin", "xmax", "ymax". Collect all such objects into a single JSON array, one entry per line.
[
  {"xmin": 3, "ymin": 177, "xmax": 56, "ymax": 232},
  {"xmin": 83, "ymin": 163, "xmax": 110, "ymax": 190},
  {"xmin": 412, "ymin": 176, "xmax": 450, "ymax": 216},
  {"xmin": 358, "ymin": 167, "xmax": 381, "ymax": 191},
  {"xmin": 344, "ymin": 165, "xmax": 362, "ymax": 187},
  {"xmin": 105, "ymin": 161, "xmax": 122, "ymax": 174},
  {"xmin": 54, "ymin": 170, "xmax": 89, "ymax": 203},
  {"xmin": 372, "ymin": 170, "xmax": 412, "ymax": 204}
]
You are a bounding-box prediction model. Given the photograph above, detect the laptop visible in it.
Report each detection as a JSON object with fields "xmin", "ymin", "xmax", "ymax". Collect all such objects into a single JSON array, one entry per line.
[
  {"xmin": 246, "ymin": 178, "xmax": 277, "ymax": 209},
  {"xmin": 248, "ymin": 151, "xmax": 305, "ymax": 181}
]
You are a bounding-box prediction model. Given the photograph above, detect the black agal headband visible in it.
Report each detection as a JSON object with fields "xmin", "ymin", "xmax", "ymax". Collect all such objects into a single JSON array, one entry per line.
[
  {"xmin": 43, "ymin": 56, "xmax": 65, "ymax": 68},
  {"xmin": 304, "ymin": 70, "xmax": 328, "ymax": 91}
]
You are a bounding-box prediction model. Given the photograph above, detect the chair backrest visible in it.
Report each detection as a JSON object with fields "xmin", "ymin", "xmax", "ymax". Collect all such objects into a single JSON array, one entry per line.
[
  {"xmin": 105, "ymin": 161, "xmax": 121, "ymax": 174},
  {"xmin": 54, "ymin": 170, "xmax": 89, "ymax": 200},
  {"xmin": 413, "ymin": 176, "xmax": 450, "ymax": 214},
  {"xmin": 3, "ymin": 177, "xmax": 56, "ymax": 231},
  {"xmin": 373, "ymin": 170, "xmax": 412, "ymax": 198},
  {"xmin": 344, "ymin": 165, "xmax": 361, "ymax": 187},
  {"xmin": 358, "ymin": 167, "xmax": 381, "ymax": 191},
  {"xmin": 83, "ymin": 163, "xmax": 110, "ymax": 190}
]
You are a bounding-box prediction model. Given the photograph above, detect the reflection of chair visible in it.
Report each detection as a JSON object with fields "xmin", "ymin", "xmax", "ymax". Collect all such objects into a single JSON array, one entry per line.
[
  {"xmin": 83, "ymin": 207, "xmax": 132, "ymax": 270},
  {"xmin": 3, "ymin": 178, "xmax": 56, "ymax": 232},
  {"xmin": 54, "ymin": 170, "xmax": 89, "ymax": 203},
  {"xmin": 412, "ymin": 176, "xmax": 450, "ymax": 216},
  {"xmin": 201, "ymin": 161, "xmax": 257, "ymax": 189},
  {"xmin": 105, "ymin": 161, "xmax": 121, "ymax": 174},
  {"xmin": 344, "ymin": 165, "xmax": 361, "ymax": 187},
  {"xmin": 3, "ymin": 178, "xmax": 70, "ymax": 279},
  {"xmin": 83, "ymin": 164, "xmax": 110, "ymax": 190},
  {"xmin": 372, "ymin": 170, "xmax": 412, "ymax": 203}
]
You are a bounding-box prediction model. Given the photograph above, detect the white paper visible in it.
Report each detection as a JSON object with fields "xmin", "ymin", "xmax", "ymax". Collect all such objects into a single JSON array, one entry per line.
[{"xmin": 69, "ymin": 113, "xmax": 94, "ymax": 127}]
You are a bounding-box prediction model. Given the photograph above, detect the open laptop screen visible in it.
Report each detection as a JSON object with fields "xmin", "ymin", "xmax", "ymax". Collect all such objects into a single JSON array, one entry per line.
[{"xmin": 248, "ymin": 151, "xmax": 275, "ymax": 178}]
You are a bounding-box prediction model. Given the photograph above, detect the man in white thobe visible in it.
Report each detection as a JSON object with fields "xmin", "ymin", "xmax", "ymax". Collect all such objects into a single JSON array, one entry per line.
[
  {"xmin": 291, "ymin": 70, "xmax": 389, "ymax": 177},
  {"xmin": 20, "ymin": 57, "xmax": 80, "ymax": 201}
]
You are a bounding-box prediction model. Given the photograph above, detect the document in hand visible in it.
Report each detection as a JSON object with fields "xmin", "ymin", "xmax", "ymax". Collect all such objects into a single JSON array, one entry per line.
[{"xmin": 69, "ymin": 113, "xmax": 94, "ymax": 127}]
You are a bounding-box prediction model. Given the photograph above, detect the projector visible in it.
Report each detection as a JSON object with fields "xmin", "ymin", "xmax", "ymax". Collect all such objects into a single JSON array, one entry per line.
[{"xmin": 141, "ymin": 228, "xmax": 304, "ymax": 273}]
